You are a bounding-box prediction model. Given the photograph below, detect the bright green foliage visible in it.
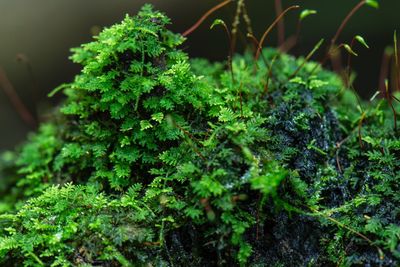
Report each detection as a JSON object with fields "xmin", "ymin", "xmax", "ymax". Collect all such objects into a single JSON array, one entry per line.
[
  {"xmin": 299, "ymin": 9, "xmax": 317, "ymax": 21},
  {"xmin": 54, "ymin": 5, "xmax": 211, "ymax": 190},
  {"xmin": 1, "ymin": 4, "xmax": 400, "ymax": 267}
]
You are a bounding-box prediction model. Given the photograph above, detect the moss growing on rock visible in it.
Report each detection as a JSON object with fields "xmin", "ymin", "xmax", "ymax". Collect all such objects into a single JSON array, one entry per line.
[{"xmin": 0, "ymin": 4, "xmax": 399, "ymax": 266}]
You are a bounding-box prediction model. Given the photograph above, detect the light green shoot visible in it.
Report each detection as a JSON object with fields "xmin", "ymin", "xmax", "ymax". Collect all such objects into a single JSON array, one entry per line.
[
  {"xmin": 300, "ymin": 9, "xmax": 317, "ymax": 21},
  {"xmin": 210, "ymin": 19, "xmax": 227, "ymax": 30},
  {"xmin": 343, "ymin": 44, "xmax": 358, "ymax": 56},
  {"xmin": 355, "ymin": 35, "xmax": 369, "ymax": 49}
]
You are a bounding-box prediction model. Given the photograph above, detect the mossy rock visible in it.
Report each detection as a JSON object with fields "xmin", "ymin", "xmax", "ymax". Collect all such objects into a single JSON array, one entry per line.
[{"xmin": 0, "ymin": 5, "xmax": 399, "ymax": 266}]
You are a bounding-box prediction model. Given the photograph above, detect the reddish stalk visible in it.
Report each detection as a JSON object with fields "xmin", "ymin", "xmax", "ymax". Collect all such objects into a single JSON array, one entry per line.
[
  {"xmin": 331, "ymin": 1, "xmax": 367, "ymax": 47},
  {"xmin": 394, "ymin": 31, "xmax": 400, "ymax": 91},
  {"xmin": 319, "ymin": 0, "xmax": 367, "ymax": 68},
  {"xmin": 182, "ymin": 0, "xmax": 233, "ymax": 37},
  {"xmin": 255, "ymin": 5, "xmax": 300, "ymax": 61},
  {"xmin": 294, "ymin": 20, "xmax": 302, "ymax": 49},
  {"xmin": 385, "ymin": 80, "xmax": 397, "ymax": 130},
  {"xmin": 263, "ymin": 54, "xmax": 278, "ymax": 98},
  {"xmin": 16, "ymin": 53, "xmax": 39, "ymax": 121},
  {"xmin": 274, "ymin": 0, "xmax": 285, "ymax": 46},
  {"xmin": 247, "ymin": 33, "xmax": 272, "ymax": 72},
  {"xmin": 311, "ymin": 43, "xmax": 354, "ymax": 77},
  {"xmin": 278, "ymin": 35, "xmax": 297, "ymax": 53},
  {"xmin": 211, "ymin": 20, "xmax": 235, "ymax": 84},
  {"xmin": 0, "ymin": 67, "xmax": 37, "ymax": 128},
  {"xmin": 358, "ymin": 112, "xmax": 366, "ymax": 149},
  {"xmin": 379, "ymin": 48, "xmax": 393, "ymax": 96},
  {"xmin": 247, "ymin": 33, "xmax": 261, "ymax": 54},
  {"xmin": 286, "ymin": 10, "xmax": 317, "ymax": 53},
  {"xmin": 331, "ymin": 45, "xmax": 345, "ymax": 78}
]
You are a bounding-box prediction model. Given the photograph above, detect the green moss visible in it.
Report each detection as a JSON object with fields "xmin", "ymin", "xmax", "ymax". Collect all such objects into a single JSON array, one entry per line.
[{"xmin": 0, "ymin": 4, "xmax": 399, "ymax": 266}]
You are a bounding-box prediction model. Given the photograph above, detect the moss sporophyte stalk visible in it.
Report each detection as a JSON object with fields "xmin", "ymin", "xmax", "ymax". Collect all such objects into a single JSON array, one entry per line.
[{"xmin": 1, "ymin": 3, "xmax": 400, "ymax": 266}]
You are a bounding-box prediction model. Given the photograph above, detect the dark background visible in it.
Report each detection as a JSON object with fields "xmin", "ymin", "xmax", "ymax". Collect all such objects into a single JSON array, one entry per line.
[{"xmin": 0, "ymin": 0, "xmax": 399, "ymax": 151}]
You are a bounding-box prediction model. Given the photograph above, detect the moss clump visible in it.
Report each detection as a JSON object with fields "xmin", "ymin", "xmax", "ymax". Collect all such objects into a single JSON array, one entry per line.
[{"xmin": 1, "ymin": 4, "xmax": 400, "ymax": 266}]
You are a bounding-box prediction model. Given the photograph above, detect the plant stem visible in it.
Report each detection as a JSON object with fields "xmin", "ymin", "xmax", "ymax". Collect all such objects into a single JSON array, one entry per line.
[
  {"xmin": 331, "ymin": 0, "xmax": 366, "ymax": 46},
  {"xmin": 0, "ymin": 66, "xmax": 37, "ymax": 128},
  {"xmin": 182, "ymin": 0, "xmax": 232, "ymax": 37},
  {"xmin": 255, "ymin": 5, "xmax": 300, "ymax": 61},
  {"xmin": 274, "ymin": 0, "xmax": 285, "ymax": 46}
]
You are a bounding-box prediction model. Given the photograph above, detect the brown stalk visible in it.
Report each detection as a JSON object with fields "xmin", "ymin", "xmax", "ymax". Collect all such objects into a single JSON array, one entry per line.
[
  {"xmin": 212, "ymin": 20, "xmax": 235, "ymax": 84},
  {"xmin": 358, "ymin": 112, "xmax": 366, "ymax": 149},
  {"xmin": 319, "ymin": 0, "xmax": 367, "ymax": 68},
  {"xmin": 330, "ymin": 44, "xmax": 345, "ymax": 78},
  {"xmin": 311, "ymin": 43, "xmax": 350, "ymax": 77},
  {"xmin": 293, "ymin": 18, "xmax": 303, "ymax": 50},
  {"xmin": 16, "ymin": 53, "xmax": 39, "ymax": 121},
  {"xmin": 385, "ymin": 80, "xmax": 397, "ymax": 130},
  {"xmin": 274, "ymin": 0, "xmax": 285, "ymax": 46},
  {"xmin": 182, "ymin": 0, "xmax": 232, "ymax": 37},
  {"xmin": 0, "ymin": 66, "xmax": 37, "ymax": 128},
  {"xmin": 288, "ymin": 10, "xmax": 317, "ymax": 53},
  {"xmin": 331, "ymin": 1, "xmax": 367, "ymax": 47},
  {"xmin": 379, "ymin": 48, "xmax": 393, "ymax": 96},
  {"xmin": 279, "ymin": 35, "xmax": 297, "ymax": 53},
  {"xmin": 247, "ymin": 33, "xmax": 271, "ymax": 71},
  {"xmin": 255, "ymin": 5, "xmax": 300, "ymax": 61},
  {"xmin": 263, "ymin": 53, "xmax": 278, "ymax": 98},
  {"xmin": 394, "ymin": 31, "xmax": 400, "ymax": 91}
]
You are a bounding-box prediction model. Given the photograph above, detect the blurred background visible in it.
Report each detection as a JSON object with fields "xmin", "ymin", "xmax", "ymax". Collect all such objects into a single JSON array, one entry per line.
[{"xmin": 0, "ymin": 0, "xmax": 399, "ymax": 151}]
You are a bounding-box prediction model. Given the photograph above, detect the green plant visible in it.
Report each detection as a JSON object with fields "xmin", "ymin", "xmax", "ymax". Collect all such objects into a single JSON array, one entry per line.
[{"xmin": 0, "ymin": 2, "xmax": 400, "ymax": 267}]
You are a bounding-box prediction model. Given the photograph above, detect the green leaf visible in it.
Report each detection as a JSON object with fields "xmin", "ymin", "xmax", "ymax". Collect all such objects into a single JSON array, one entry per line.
[
  {"xmin": 218, "ymin": 107, "xmax": 235, "ymax": 122},
  {"xmin": 343, "ymin": 44, "xmax": 358, "ymax": 56},
  {"xmin": 210, "ymin": 19, "xmax": 227, "ymax": 30},
  {"xmin": 365, "ymin": 0, "xmax": 379, "ymax": 9},
  {"xmin": 151, "ymin": 112, "xmax": 164, "ymax": 123},
  {"xmin": 237, "ymin": 242, "xmax": 252, "ymax": 264},
  {"xmin": 299, "ymin": 9, "xmax": 317, "ymax": 21},
  {"xmin": 140, "ymin": 120, "xmax": 153, "ymax": 131},
  {"xmin": 355, "ymin": 35, "xmax": 369, "ymax": 49}
]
